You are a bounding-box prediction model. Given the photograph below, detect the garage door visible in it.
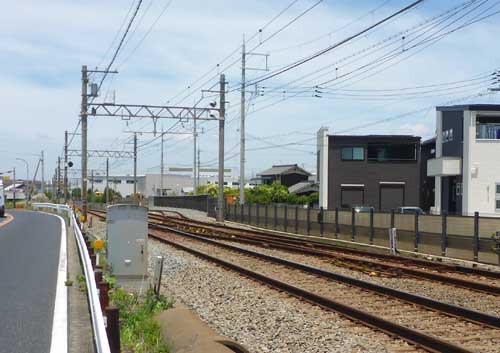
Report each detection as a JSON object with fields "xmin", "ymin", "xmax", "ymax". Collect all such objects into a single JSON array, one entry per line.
[
  {"xmin": 380, "ymin": 185, "xmax": 404, "ymax": 211},
  {"xmin": 341, "ymin": 186, "xmax": 364, "ymax": 208}
]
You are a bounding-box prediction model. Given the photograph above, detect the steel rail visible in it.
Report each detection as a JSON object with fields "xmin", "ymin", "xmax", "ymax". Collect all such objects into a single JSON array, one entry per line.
[
  {"xmin": 89, "ymin": 210, "xmax": 500, "ymax": 294},
  {"xmin": 151, "ymin": 213, "xmax": 500, "ymax": 281},
  {"xmin": 149, "ymin": 228, "xmax": 473, "ymax": 353},
  {"xmin": 149, "ymin": 223, "xmax": 500, "ymax": 329},
  {"xmin": 156, "ymin": 217, "xmax": 500, "ymax": 296}
]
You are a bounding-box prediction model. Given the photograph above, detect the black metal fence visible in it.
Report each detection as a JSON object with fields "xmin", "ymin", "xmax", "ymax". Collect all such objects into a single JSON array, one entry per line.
[{"xmin": 226, "ymin": 203, "xmax": 500, "ymax": 265}]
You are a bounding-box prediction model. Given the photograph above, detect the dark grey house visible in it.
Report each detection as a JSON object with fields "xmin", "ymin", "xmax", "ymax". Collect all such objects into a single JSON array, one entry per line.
[
  {"xmin": 258, "ymin": 164, "xmax": 311, "ymax": 188},
  {"xmin": 317, "ymin": 130, "xmax": 421, "ymax": 211}
]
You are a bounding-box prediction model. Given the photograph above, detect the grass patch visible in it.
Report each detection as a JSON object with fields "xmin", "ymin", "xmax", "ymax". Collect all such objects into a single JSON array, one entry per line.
[{"xmin": 110, "ymin": 287, "xmax": 172, "ymax": 353}]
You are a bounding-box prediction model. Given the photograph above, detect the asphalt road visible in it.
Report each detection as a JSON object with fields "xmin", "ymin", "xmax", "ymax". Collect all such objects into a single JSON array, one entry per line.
[{"xmin": 0, "ymin": 210, "xmax": 63, "ymax": 353}]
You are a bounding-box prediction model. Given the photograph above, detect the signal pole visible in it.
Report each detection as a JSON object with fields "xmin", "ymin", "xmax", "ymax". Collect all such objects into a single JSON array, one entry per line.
[
  {"xmin": 64, "ymin": 130, "xmax": 68, "ymax": 202},
  {"xmin": 81, "ymin": 65, "xmax": 89, "ymax": 220},
  {"xmin": 217, "ymin": 74, "xmax": 226, "ymax": 222},
  {"xmin": 240, "ymin": 36, "xmax": 246, "ymax": 205}
]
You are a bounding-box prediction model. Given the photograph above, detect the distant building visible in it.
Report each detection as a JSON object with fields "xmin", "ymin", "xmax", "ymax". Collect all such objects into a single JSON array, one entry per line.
[
  {"xmin": 258, "ymin": 164, "xmax": 311, "ymax": 188},
  {"xmin": 427, "ymin": 104, "xmax": 500, "ymax": 216},
  {"xmin": 288, "ymin": 181, "xmax": 319, "ymax": 196},
  {"xmin": 317, "ymin": 129, "xmax": 421, "ymax": 211}
]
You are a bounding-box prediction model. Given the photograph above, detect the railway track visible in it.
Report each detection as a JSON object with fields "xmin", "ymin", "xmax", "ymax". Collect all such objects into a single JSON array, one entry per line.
[
  {"xmin": 148, "ymin": 225, "xmax": 500, "ymax": 353},
  {"xmin": 88, "ymin": 209, "xmax": 500, "ymax": 352},
  {"xmin": 147, "ymin": 212, "xmax": 500, "ymax": 296}
]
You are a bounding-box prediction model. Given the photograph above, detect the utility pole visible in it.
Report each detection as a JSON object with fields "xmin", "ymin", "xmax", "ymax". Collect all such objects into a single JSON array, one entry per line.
[
  {"xmin": 217, "ymin": 74, "xmax": 226, "ymax": 222},
  {"xmin": 57, "ymin": 157, "xmax": 61, "ymax": 200},
  {"xmin": 81, "ymin": 65, "xmax": 89, "ymax": 221},
  {"xmin": 64, "ymin": 130, "xmax": 68, "ymax": 202},
  {"xmin": 41, "ymin": 150, "xmax": 45, "ymax": 194},
  {"xmin": 160, "ymin": 130, "xmax": 164, "ymax": 196},
  {"xmin": 240, "ymin": 36, "xmax": 246, "ymax": 205},
  {"xmin": 197, "ymin": 148, "xmax": 201, "ymax": 189},
  {"xmin": 133, "ymin": 132, "xmax": 137, "ymax": 203},
  {"xmin": 106, "ymin": 158, "xmax": 110, "ymax": 204}
]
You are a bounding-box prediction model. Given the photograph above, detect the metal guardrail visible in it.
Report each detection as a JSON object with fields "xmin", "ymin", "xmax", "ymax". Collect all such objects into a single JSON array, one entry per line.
[{"xmin": 33, "ymin": 203, "xmax": 111, "ymax": 353}]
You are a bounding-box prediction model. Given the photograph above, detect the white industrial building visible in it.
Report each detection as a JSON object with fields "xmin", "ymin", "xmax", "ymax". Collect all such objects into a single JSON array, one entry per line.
[{"xmin": 427, "ymin": 104, "xmax": 500, "ymax": 216}]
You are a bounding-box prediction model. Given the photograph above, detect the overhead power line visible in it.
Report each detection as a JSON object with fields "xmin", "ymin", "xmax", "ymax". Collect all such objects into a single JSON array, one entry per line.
[
  {"xmin": 246, "ymin": 0, "xmax": 425, "ymax": 86},
  {"xmin": 97, "ymin": 0, "xmax": 144, "ymax": 94}
]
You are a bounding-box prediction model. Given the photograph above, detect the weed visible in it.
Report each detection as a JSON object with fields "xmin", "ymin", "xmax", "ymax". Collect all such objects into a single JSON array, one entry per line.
[{"xmin": 110, "ymin": 287, "xmax": 172, "ymax": 353}]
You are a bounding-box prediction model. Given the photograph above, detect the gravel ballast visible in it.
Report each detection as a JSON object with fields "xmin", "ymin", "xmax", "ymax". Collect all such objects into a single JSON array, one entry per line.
[{"xmin": 148, "ymin": 238, "xmax": 421, "ymax": 353}]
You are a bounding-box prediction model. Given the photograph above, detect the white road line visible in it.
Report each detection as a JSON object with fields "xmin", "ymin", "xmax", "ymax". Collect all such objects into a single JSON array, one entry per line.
[{"xmin": 49, "ymin": 214, "xmax": 68, "ymax": 353}]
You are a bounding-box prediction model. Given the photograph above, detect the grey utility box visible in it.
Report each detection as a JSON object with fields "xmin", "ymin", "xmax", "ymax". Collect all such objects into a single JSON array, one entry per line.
[{"xmin": 106, "ymin": 204, "xmax": 148, "ymax": 278}]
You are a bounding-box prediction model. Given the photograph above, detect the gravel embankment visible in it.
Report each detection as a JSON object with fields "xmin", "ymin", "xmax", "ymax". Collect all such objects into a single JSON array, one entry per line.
[{"xmin": 148, "ymin": 237, "xmax": 422, "ymax": 353}]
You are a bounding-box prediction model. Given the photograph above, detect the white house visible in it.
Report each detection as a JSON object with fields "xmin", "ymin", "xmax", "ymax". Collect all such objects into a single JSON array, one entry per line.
[{"xmin": 427, "ymin": 104, "xmax": 500, "ymax": 216}]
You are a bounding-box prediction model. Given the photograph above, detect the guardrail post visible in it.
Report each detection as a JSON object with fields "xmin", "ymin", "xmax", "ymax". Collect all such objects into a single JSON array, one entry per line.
[
  {"xmin": 284, "ymin": 205, "xmax": 289, "ymax": 232},
  {"xmin": 274, "ymin": 205, "xmax": 278, "ymax": 230},
  {"xmin": 351, "ymin": 207, "xmax": 356, "ymax": 241},
  {"xmin": 335, "ymin": 207, "xmax": 339, "ymax": 238},
  {"xmin": 106, "ymin": 307, "xmax": 121, "ymax": 353},
  {"xmin": 306, "ymin": 207, "xmax": 311, "ymax": 235},
  {"xmin": 390, "ymin": 209, "xmax": 395, "ymax": 229},
  {"xmin": 98, "ymin": 281, "xmax": 109, "ymax": 312},
  {"xmin": 414, "ymin": 212, "xmax": 420, "ymax": 252},
  {"xmin": 256, "ymin": 204, "xmax": 260, "ymax": 226},
  {"xmin": 369, "ymin": 208, "xmax": 374, "ymax": 245},
  {"xmin": 294, "ymin": 206, "xmax": 299, "ymax": 234},
  {"xmin": 441, "ymin": 210, "xmax": 448, "ymax": 257},
  {"xmin": 473, "ymin": 211, "xmax": 479, "ymax": 262},
  {"xmin": 319, "ymin": 207, "xmax": 324, "ymax": 237}
]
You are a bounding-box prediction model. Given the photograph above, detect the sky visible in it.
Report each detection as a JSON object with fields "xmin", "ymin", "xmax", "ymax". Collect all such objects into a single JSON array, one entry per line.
[{"xmin": 1, "ymin": 0, "xmax": 500, "ymax": 184}]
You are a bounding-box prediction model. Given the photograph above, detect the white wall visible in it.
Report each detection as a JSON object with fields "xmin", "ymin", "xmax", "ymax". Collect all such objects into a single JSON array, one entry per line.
[{"xmin": 464, "ymin": 111, "xmax": 500, "ymax": 216}]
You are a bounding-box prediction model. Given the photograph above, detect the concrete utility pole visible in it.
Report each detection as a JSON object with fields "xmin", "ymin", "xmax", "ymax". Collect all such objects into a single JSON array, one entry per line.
[
  {"xmin": 193, "ymin": 115, "xmax": 197, "ymax": 192},
  {"xmin": 81, "ymin": 65, "xmax": 89, "ymax": 220},
  {"xmin": 240, "ymin": 36, "xmax": 246, "ymax": 205},
  {"xmin": 41, "ymin": 150, "xmax": 45, "ymax": 194},
  {"xmin": 160, "ymin": 130, "xmax": 164, "ymax": 196},
  {"xmin": 133, "ymin": 132, "xmax": 137, "ymax": 202},
  {"xmin": 217, "ymin": 74, "xmax": 226, "ymax": 222},
  {"xmin": 64, "ymin": 130, "xmax": 68, "ymax": 202},
  {"xmin": 197, "ymin": 148, "xmax": 201, "ymax": 189},
  {"xmin": 106, "ymin": 158, "xmax": 110, "ymax": 205}
]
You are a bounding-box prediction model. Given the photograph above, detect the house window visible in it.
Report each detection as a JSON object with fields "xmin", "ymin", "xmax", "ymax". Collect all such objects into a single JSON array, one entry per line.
[
  {"xmin": 341, "ymin": 147, "xmax": 364, "ymax": 161},
  {"xmin": 496, "ymin": 183, "xmax": 500, "ymax": 211},
  {"xmin": 476, "ymin": 116, "xmax": 500, "ymax": 140},
  {"xmin": 126, "ymin": 180, "xmax": 135, "ymax": 184},
  {"xmin": 113, "ymin": 180, "xmax": 121, "ymax": 184},
  {"xmin": 367, "ymin": 143, "xmax": 416, "ymax": 162},
  {"xmin": 442, "ymin": 129, "xmax": 454, "ymax": 142}
]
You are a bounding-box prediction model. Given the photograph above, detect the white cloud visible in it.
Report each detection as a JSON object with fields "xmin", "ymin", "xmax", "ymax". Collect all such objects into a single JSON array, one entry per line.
[{"xmin": 1, "ymin": 0, "xmax": 500, "ymax": 178}]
